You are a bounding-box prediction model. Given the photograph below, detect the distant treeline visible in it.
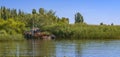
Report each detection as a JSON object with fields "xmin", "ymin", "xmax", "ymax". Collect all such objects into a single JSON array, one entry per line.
[{"xmin": 0, "ymin": 6, "xmax": 120, "ymax": 40}]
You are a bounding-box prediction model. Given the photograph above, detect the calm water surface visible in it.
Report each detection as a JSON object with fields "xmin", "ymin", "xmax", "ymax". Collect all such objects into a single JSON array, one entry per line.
[{"xmin": 0, "ymin": 40, "xmax": 120, "ymax": 57}]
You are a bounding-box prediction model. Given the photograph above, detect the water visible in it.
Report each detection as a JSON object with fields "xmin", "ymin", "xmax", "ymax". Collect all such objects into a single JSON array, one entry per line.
[{"xmin": 0, "ymin": 40, "xmax": 120, "ymax": 57}]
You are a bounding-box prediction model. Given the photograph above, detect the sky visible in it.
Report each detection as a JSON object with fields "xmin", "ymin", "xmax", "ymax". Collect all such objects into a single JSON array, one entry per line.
[{"xmin": 0, "ymin": 0, "xmax": 120, "ymax": 25}]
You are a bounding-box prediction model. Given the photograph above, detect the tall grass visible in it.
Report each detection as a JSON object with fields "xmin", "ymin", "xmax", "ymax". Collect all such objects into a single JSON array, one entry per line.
[
  {"xmin": 70, "ymin": 25, "xmax": 120, "ymax": 39},
  {"xmin": 42, "ymin": 23, "xmax": 120, "ymax": 39},
  {"xmin": 0, "ymin": 34, "xmax": 24, "ymax": 41}
]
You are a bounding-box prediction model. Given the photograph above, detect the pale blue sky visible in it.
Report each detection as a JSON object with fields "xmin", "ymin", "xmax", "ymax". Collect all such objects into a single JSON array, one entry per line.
[{"xmin": 0, "ymin": 0, "xmax": 120, "ymax": 25}]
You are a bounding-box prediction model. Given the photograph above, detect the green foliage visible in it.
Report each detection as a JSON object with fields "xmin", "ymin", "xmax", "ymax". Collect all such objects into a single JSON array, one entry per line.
[
  {"xmin": 1, "ymin": 6, "xmax": 7, "ymax": 20},
  {"xmin": 0, "ymin": 34, "xmax": 24, "ymax": 41},
  {"xmin": 75, "ymin": 12, "xmax": 84, "ymax": 23},
  {"xmin": 111, "ymin": 23, "xmax": 114, "ymax": 26},
  {"xmin": 0, "ymin": 18, "xmax": 26, "ymax": 34},
  {"xmin": 100, "ymin": 22, "xmax": 104, "ymax": 25},
  {"xmin": 39, "ymin": 8, "xmax": 45, "ymax": 15},
  {"xmin": 32, "ymin": 9, "xmax": 37, "ymax": 14}
]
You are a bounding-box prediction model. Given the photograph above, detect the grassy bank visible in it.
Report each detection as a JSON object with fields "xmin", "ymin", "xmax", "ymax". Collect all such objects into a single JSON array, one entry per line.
[
  {"xmin": 0, "ymin": 34, "xmax": 24, "ymax": 41},
  {"xmin": 42, "ymin": 23, "xmax": 120, "ymax": 40}
]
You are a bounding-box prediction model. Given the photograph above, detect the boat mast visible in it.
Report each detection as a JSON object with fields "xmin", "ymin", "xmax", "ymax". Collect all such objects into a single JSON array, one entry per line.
[
  {"xmin": 31, "ymin": 18, "xmax": 34, "ymax": 36},
  {"xmin": 32, "ymin": 15, "xmax": 35, "ymax": 57}
]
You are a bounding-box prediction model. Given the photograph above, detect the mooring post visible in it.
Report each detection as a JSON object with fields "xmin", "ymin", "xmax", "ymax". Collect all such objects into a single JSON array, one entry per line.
[
  {"xmin": 32, "ymin": 39, "xmax": 35, "ymax": 57},
  {"xmin": 16, "ymin": 43, "xmax": 19, "ymax": 57}
]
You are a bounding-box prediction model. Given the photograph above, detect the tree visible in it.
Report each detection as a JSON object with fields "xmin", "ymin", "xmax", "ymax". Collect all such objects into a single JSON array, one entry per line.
[
  {"xmin": 39, "ymin": 8, "xmax": 45, "ymax": 15},
  {"xmin": 32, "ymin": 9, "xmax": 36, "ymax": 14},
  {"xmin": 75, "ymin": 12, "xmax": 84, "ymax": 23},
  {"xmin": 10, "ymin": 9, "xmax": 17, "ymax": 18},
  {"xmin": 1, "ymin": 6, "xmax": 7, "ymax": 20},
  {"xmin": 59, "ymin": 17, "xmax": 69, "ymax": 24},
  {"xmin": 47, "ymin": 10, "xmax": 55, "ymax": 16},
  {"xmin": 0, "ymin": 18, "xmax": 26, "ymax": 34},
  {"xmin": 111, "ymin": 23, "xmax": 114, "ymax": 26},
  {"xmin": 18, "ymin": 9, "xmax": 22, "ymax": 16},
  {"xmin": 100, "ymin": 22, "xmax": 103, "ymax": 25},
  {"xmin": 6, "ymin": 8, "xmax": 11, "ymax": 19}
]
